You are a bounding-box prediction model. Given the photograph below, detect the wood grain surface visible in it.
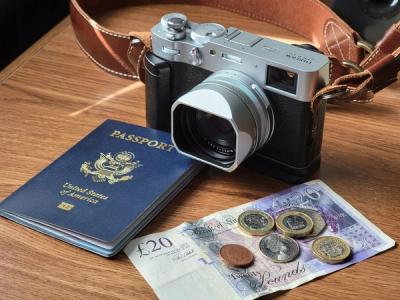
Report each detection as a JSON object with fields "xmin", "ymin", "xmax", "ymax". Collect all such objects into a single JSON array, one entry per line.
[{"xmin": 0, "ymin": 4, "xmax": 399, "ymax": 300}]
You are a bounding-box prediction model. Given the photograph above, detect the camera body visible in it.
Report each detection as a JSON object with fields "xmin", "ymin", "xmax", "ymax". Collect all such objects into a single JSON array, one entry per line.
[{"xmin": 145, "ymin": 13, "xmax": 330, "ymax": 183}]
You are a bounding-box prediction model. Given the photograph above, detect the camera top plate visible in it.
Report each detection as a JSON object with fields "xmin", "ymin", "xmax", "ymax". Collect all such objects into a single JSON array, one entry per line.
[{"xmin": 151, "ymin": 13, "xmax": 330, "ymax": 103}]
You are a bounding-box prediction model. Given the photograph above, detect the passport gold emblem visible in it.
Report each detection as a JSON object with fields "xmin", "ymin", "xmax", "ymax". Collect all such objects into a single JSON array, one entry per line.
[
  {"xmin": 58, "ymin": 202, "xmax": 74, "ymax": 211},
  {"xmin": 80, "ymin": 151, "xmax": 143, "ymax": 184}
]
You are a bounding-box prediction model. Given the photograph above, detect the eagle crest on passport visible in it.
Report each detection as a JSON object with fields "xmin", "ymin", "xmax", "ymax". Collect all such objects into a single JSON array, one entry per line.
[{"xmin": 80, "ymin": 151, "xmax": 143, "ymax": 184}]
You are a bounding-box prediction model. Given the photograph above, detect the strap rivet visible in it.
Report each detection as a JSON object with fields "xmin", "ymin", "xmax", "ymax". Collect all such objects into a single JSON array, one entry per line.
[{"xmin": 131, "ymin": 38, "xmax": 142, "ymax": 45}]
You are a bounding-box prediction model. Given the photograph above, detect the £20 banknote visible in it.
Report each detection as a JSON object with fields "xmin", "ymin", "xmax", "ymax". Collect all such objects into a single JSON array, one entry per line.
[{"xmin": 124, "ymin": 180, "xmax": 395, "ymax": 300}]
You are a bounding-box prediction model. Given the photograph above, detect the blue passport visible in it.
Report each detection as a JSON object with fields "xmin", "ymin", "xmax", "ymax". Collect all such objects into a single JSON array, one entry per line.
[{"xmin": 0, "ymin": 120, "xmax": 201, "ymax": 257}]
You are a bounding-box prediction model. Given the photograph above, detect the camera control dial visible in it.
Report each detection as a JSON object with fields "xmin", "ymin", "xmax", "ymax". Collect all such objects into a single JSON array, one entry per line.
[
  {"xmin": 161, "ymin": 13, "xmax": 187, "ymax": 40},
  {"xmin": 191, "ymin": 23, "xmax": 226, "ymax": 44},
  {"xmin": 167, "ymin": 17, "xmax": 186, "ymax": 31}
]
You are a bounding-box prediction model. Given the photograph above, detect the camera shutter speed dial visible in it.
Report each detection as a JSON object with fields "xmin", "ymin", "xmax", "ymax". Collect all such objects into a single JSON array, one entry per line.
[{"xmin": 191, "ymin": 23, "xmax": 227, "ymax": 44}]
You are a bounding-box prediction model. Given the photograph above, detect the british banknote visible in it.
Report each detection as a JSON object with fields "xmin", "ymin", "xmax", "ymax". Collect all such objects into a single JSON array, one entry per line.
[{"xmin": 124, "ymin": 180, "xmax": 395, "ymax": 300}]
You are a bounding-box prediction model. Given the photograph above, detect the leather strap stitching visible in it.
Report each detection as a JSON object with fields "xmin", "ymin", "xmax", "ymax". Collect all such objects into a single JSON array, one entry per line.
[
  {"xmin": 95, "ymin": 25, "xmax": 131, "ymax": 40},
  {"xmin": 362, "ymin": 47, "xmax": 382, "ymax": 67},
  {"xmin": 324, "ymin": 20, "xmax": 351, "ymax": 60},
  {"xmin": 76, "ymin": 38, "xmax": 138, "ymax": 79}
]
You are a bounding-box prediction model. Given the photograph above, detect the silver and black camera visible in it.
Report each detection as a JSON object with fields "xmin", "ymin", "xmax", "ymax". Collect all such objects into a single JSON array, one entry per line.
[{"xmin": 145, "ymin": 13, "xmax": 330, "ymax": 183}]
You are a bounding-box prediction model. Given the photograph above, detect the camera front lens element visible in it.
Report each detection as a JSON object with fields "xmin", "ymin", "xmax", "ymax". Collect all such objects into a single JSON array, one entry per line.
[{"xmin": 177, "ymin": 107, "xmax": 236, "ymax": 166}]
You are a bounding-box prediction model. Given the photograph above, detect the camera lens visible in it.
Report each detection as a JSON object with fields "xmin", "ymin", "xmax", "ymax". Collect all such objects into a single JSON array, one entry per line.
[
  {"xmin": 178, "ymin": 107, "xmax": 236, "ymax": 165},
  {"xmin": 196, "ymin": 111, "xmax": 236, "ymax": 157},
  {"xmin": 172, "ymin": 70, "xmax": 274, "ymax": 172}
]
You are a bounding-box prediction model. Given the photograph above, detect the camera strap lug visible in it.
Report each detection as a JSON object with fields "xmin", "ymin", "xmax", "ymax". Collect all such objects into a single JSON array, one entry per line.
[
  {"xmin": 340, "ymin": 60, "xmax": 364, "ymax": 73},
  {"xmin": 356, "ymin": 39, "xmax": 375, "ymax": 55},
  {"xmin": 127, "ymin": 31, "xmax": 152, "ymax": 82}
]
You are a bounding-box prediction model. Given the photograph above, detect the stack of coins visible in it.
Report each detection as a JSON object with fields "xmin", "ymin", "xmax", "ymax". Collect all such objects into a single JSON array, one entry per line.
[
  {"xmin": 294, "ymin": 208, "xmax": 326, "ymax": 237},
  {"xmin": 276, "ymin": 211, "xmax": 314, "ymax": 238},
  {"xmin": 219, "ymin": 207, "xmax": 352, "ymax": 267}
]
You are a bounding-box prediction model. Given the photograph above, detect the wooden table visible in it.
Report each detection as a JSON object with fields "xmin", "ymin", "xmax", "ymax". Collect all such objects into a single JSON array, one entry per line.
[{"xmin": 0, "ymin": 4, "xmax": 399, "ymax": 300}]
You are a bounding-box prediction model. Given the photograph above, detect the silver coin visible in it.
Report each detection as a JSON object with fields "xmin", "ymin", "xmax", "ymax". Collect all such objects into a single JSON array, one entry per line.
[
  {"xmin": 293, "ymin": 208, "xmax": 326, "ymax": 237},
  {"xmin": 259, "ymin": 233, "xmax": 300, "ymax": 263}
]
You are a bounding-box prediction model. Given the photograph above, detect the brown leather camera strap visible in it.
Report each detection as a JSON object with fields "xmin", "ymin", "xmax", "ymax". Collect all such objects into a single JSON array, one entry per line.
[{"xmin": 70, "ymin": 0, "xmax": 400, "ymax": 107}]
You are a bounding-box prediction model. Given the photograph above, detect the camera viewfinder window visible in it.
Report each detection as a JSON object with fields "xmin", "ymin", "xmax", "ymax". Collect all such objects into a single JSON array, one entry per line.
[{"xmin": 266, "ymin": 66, "xmax": 298, "ymax": 94}]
